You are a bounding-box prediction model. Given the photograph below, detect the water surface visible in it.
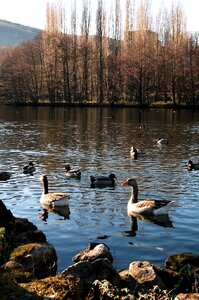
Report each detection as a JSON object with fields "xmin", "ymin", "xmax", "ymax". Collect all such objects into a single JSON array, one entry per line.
[{"xmin": 0, "ymin": 106, "xmax": 198, "ymax": 272}]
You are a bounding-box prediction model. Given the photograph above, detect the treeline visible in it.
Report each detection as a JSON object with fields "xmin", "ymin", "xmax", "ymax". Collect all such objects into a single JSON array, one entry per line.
[{"xmin": 0, "ymin": 0, "xmax": 199, "ymax": 106}]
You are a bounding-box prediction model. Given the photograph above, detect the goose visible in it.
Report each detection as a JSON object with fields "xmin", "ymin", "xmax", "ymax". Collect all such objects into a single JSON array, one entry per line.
[
  {"xmin": 65, "ymin": 164, "xmax": 81, "ymax": 178},
  {"xmin": 40, "ymin": 174, "xmax": 70, "ymax": 207},
  {"xmin": 130, "ymin": 147, "xmax": 147, "ymax": 159},
  {"xmin": 188, "ymin": 160, "xmax": 199, "ymax": 171},
  {"xmin": 121, "ymin": 178, "xmax": 174, "ymax": 216},
  {"xmin": 90, "ymin": 173, "xmax": 116, "ymax": 188},
  {"xmin": 0, "ymin": 171, "xmax": 11, "ymax": 181},
  {"xmin": 23, "ymin": 162, "xmax": 35, "ymax": 174},
  {"xmin": 157, "ymin": 138, "xmax": 169, "ymax": 145}
]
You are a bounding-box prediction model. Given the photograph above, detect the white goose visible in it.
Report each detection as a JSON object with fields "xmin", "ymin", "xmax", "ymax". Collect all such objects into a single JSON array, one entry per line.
[
  {"xmin": 40, "ymin": 175, "xmax": 70, "ymax": 207},
  {"xmin": 121, "ymin": 178, "xmax": 174, "ymax": 216}
]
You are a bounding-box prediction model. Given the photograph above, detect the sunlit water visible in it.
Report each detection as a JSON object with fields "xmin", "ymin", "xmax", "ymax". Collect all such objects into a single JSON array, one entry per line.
[{"xmin": 0, "ymin": 106, "xmax": 198, "ymax": 273}]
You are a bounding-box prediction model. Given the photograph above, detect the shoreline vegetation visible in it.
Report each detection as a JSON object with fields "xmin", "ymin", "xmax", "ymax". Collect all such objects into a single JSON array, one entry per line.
[
  {"xmin": 1, "ymin": 101, "xmax": 199, "ymax": 109},
  {"xmin": 0, "ymin": 1, "xmax": 199, "ymax": 107}
]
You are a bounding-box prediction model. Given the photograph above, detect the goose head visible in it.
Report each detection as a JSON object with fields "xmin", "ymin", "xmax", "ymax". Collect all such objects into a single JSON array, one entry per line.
[{"xmin": 121, "ymin": 178, "xmax": 137, "ymax": 188}]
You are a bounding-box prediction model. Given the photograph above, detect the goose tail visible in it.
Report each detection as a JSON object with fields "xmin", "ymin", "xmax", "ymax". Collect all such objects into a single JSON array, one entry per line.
[{"xmin": 154, "ymin": 201, "xmax": 176, "ymax": 215}]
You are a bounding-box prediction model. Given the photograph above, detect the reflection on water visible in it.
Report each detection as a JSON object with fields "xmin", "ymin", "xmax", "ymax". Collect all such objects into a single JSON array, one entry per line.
[
  {"xmin": 0, "ymin": 106, "xmax": 198, "ymax": 272},
  {"xmin": 123, "ymin": 214, "xmax": 174, "ymax": 238},
  {"xmin": 40, "ymin": 204, "xmax": 70, "ymax": 222}
]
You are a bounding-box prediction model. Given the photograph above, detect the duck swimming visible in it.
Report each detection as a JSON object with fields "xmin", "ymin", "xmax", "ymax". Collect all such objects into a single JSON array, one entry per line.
[
  {"xmin": 65, "ymin": 164, "xmax": 81, "ymax": 178},
  {"xmin": 90, "ymin": 173, "xmax": 116, "ymax": 188},
  {"xmin": 0, "ymin": 171, "xmax": 11, "ymax": 181},
  {"xmin": 157, "ymin": 138, "xmax": 169, "ymax": 145},
  {"xmin": 121, "ymin": 178, "xmax": 174, "ymax": 216},
  {"xmin": 23, "ymin": 162, "xmax": 35, "ymax": 174},
  {"xmin": 188, "ymin": 160, "xmax": 199, "ymax": 171},
  {"xmin": 40, "ymin": 175, "xmax": 70, "ymax": 207},
  {"xmin": 130, "ymin": 147, "xmax": 147, "ymax": 159}
]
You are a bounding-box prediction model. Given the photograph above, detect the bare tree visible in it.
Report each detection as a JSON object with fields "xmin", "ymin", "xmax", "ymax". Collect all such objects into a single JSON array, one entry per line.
[
  {"xmin": 106, "ymin": 0, "xmax": 123, "ymax": 104},
  {"xmin": 79, "ymin": 0, "xmax": 91, "ymax": 102},
  {"xmin": 95, "ymin": 0, "xmax": 106, "ymax": 103}
]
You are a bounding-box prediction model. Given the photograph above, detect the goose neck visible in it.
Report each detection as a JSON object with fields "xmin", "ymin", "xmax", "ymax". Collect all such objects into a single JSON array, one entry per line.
[
  {"xmin": 130, "ymin": 185, "xmax": 138, "ymax": 203},
  {"xmin": 43, "ymin": 178, "xmax": 48, "ymax": 194}
]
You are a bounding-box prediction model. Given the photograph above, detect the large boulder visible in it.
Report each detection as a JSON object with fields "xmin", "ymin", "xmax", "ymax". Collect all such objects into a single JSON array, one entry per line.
[
  {"xmin": 72, "ymin": 243, "xmax": 113, "ymax": 263},
  {"xmin": 8, "ymin": 243, "xmax": 57, "ymax": 279},
  {"xmin": 129, "ymin": 261, "xmax": 166, "ymax": 293}
]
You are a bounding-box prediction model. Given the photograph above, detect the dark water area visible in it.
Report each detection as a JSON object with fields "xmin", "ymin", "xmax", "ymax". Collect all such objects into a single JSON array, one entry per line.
[{"xmin": 0, "ymin": 106, "xmax": 198, "ymax": 272}]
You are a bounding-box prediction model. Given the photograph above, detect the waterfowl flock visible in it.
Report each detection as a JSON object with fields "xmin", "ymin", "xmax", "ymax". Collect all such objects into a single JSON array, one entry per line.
[{"xmin": 1, "ymin": 136, "xmax": 197, "ymax": 223}]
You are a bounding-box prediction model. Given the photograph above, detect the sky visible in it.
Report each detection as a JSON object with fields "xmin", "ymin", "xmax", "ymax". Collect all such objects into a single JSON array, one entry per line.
[{"xmin": 0, "ymin": 0, "xmax": 198, "ymax": 32}]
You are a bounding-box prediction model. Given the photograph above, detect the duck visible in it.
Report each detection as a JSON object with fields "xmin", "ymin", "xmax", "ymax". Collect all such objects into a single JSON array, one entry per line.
[
  {"xmin": 130, "ymin": 147, "xmax": 147, "ymax": 159},
  {"xmin": 40, "ymin": 174, "xmax": 70, "ymax": 207},
  {"xmin": 157, "ymin": 138, "xmax": 169, "ymax": 145},
  {"xmin": 90, "ymin": 173, "xmax": 116, "ymax": 188},
  {"xmin": 121, "ymin": 178, "xmax": 174, "ymax": 216},
  {"xmin": 188, "ymin": 160, "xmax": 199, "ymax": 171},
  {"xmin": 65, "ymin": 164, "xmax": 81, "ymax": 178},
  {"xmin": 23, "ymin": 162, "xmax": 36, "ymax": 174},
  {"xmin": 0, "ymin": 171, "xmax": 11, "ymax": 181}
]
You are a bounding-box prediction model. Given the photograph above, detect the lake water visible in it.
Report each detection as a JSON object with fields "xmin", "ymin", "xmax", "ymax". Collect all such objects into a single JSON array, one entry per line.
[{"xmin": 0, "ymin": 106, "xmax": 198, "ymax": 273}]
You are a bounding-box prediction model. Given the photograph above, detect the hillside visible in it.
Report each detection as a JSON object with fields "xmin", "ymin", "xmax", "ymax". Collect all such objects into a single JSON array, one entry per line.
[{"xmin": 0, "ymin": 19, "xmax": 42, "ymax": 47}]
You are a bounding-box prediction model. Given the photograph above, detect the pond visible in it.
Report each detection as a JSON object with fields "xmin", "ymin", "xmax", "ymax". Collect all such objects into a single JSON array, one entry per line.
[{"xmin": 0, "ymin": 106, "xmax": 198, "ymax": 273}]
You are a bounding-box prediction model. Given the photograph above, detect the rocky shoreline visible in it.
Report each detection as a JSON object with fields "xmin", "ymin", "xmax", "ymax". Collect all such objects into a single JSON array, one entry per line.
[{"xmin": 0, "ymin": 199, "xmax": 199, "ymax": 300}]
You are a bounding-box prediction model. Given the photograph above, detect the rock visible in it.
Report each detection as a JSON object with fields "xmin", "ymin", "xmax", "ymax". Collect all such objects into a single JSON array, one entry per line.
[
  {"xmin": 119, "ymin": 269, "xmax": 137, "ymax": 291},
  {"xmin": 8, "ymin": 243, "xmax": 57, "ymax": 279},
  {"xmin": 0, "ymin": 200, "xmax": 15, "ymax": 232},
  {"xmin": 72, "ymin": 242, "xmax": 113, "ymax": 263},
  {"xmin": 0, "ymin": 227, "xmax": 6, "ymax": 265},
  {"xmin": 87, "ymin": 279, "xmax": 135, "ymax": 300},
  {"xmin": 15, "ymin": 229, "xmax": 46, "ymax": 244},
  {"xmin": 14, "ymin": 218, "xmax": 38, "ymax": 233},
  {"xmin": 156, "ymin": 267, "xmax": 180, "ymax": 290},
  {"xmin": 174, "ymin": 293, "xmax": 199, "ymax": 300},
  {"xmin": 129, "ymin": 261, "xmax": 166, "ymax": 293},
  {"xmin": 3, "ymin": 260, "xmax": 34, "ymax": 283},
  {"xmin": 165, "ymin": 253, "xmax": 199, "ymax": 272},
  {"xmin": 61, "ymin": 258, "xmax": 120, "ymax": 286}
]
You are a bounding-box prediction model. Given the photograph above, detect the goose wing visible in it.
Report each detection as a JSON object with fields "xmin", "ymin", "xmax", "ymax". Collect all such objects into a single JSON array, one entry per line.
[
  {"xmin": 49, "ymin": 192, "xmax": 70, "ymax": 202},
  {"xmin": 137, "ymin": 200, "xmax": 172, "ymax": 209}
]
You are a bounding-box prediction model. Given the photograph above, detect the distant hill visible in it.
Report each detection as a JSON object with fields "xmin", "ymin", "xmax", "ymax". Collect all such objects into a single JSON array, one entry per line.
[{"xmin": 0, "ymin": 19, "xmax": 42, "ymax": 47}]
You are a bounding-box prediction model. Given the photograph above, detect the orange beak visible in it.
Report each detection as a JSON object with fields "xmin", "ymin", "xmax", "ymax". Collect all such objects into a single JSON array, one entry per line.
[{"xmin": 121, "ymin": 180, "xmax": 129, "ymax": 186}]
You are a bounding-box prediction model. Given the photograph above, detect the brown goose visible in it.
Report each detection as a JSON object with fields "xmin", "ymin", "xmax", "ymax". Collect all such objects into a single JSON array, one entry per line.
[
  {"xmin": 40, "ymin": 175, "xmax": 70, "ymax": 207},
  {"xmin": 121, "ymin": 178, "xmax": 174, "ymax": 216}
]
